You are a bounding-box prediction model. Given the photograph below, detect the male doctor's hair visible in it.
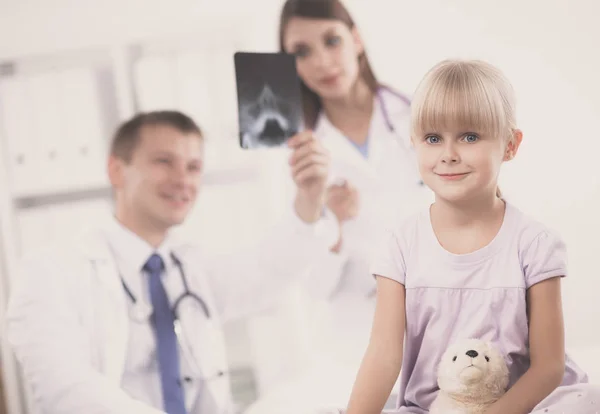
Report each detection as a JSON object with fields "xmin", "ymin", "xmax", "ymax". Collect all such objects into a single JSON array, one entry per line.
[
  {"xmin": 110, "ymin": 110, "xmax": 203, "ymax": 163},
  {"xmin": 410, "ymin": 59, "xmax": 518, "ymax": 198},
  {"xmin": 278, "ymin": 0, "xmax": 380, "ymax": 129}
]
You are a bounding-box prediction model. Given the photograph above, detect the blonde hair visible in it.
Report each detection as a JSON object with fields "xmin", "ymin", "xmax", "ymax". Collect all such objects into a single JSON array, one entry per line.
[{"xmin": 410, "ymin": 59, "xmax": 517, "ymax": 198}]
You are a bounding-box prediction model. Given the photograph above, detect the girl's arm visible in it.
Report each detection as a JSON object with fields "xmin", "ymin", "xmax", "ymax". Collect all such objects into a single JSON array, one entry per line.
[
  {"xmin": 346, "ymin": 276, "xmax": 406, "ymax": 414},
  {"xmin": 485, "ymin": 276, "xmax": 565, "ymax": 414}
]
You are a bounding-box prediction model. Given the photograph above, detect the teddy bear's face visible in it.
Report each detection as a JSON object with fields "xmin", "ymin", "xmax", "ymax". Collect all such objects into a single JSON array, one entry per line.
[{"xmin": 437, "ymin": 338, "xmax": 509, "ymax": 402}]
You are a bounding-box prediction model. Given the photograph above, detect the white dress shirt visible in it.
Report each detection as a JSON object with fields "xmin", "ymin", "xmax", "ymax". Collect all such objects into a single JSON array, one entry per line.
[{"xmin": 102, "ymin": 216, "xmax": 190, "ymax": 411}]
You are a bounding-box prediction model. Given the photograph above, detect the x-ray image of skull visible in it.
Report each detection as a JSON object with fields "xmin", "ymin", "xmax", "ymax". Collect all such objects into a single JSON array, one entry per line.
[{"xmin": 239, "ymin": 84, "xmax": 299, "ymax": 149}]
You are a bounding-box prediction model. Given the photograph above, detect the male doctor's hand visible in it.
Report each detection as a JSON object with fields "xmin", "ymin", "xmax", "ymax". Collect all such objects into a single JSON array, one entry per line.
[
  {"xmin": 288, "ymin": 131, "xmax": 330, "ymax": 223},
  {"xmin": 327, "ymin": 180, "xmax": 359, "ymax": 223},
  {"xmin": 326, "ymin": 180, "xmax": 360, "ymax": 253}
]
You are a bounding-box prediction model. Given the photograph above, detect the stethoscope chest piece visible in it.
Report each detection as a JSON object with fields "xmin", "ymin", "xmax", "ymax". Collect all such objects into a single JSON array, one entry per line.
[
  {"xmin": 132, "ymin": 302, "xmax": 153, "ymax": 322},
  {"xmin": 113, "ymin": 252, "xmax": 225, "ymax": 383}
]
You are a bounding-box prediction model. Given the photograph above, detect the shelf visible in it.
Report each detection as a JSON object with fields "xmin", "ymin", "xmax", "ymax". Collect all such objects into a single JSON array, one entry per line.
[
  {"xmin": 11, "ymin": 166, "xmax": 262, "ymax": 210},
  {"xmin": 13, "ymin": 184, "xmax": 112, "ymax": 209}
]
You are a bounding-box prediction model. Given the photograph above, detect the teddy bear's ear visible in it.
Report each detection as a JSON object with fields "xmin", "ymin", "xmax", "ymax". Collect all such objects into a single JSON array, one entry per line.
[{"xmin": 484, "ymin": 353, "xmax": 510, "ymax": 396}]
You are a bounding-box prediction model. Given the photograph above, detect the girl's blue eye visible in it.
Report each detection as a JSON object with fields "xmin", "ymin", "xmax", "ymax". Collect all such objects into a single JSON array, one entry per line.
[
  {"xmin": 426, "ymin": 136, "xmax": 440, "ymax": 144},
  {"xmin": 464, "ymin": 134, "xmax": 479, "ymax": 143}
]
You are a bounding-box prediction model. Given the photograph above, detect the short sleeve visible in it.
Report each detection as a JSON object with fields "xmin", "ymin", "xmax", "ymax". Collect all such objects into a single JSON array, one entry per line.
[
  {"xmin": 522, "ymin": 230, "xmax": 568, "ymax": 289},
  {"xmin": 370, "ymin": 227, "xmax": 407, "ymax": 285}
]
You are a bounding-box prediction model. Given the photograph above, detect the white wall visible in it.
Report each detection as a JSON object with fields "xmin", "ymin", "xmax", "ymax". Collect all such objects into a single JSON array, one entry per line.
[
  {"xmin": 344, "ymin": 0, "xmax": 600, "ymax": 349},
  {"xmin": 0, "ymin": 0, "xmax": 599, "ymax": 412},
  {"xmin": 242, "ymin": 0, "xmax": 600, "ymax": 345}
]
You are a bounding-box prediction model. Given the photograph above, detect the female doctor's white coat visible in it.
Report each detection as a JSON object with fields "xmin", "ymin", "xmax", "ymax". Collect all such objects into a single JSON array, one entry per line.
[
  {"xmin": 303, "ymin": 86, "xmax": 434, "ymax": 376},
  {"xmin": 311, "ymin": 86, "xmax": 433, "ymax": 299},
  {"xmin": 245, "ymin": 87, "xmax": 434, "ymax": 398},
  {"xmin": 4, "ymin": 208, "xmax": 339, "ymax": 414}
]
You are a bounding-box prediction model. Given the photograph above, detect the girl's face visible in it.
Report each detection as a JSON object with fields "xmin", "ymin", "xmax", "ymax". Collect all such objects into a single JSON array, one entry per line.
[
  {"xmin": 412, "ymin": 129, "xmax": 522, "ymax": 203},
  {"xmin": 283, "ymin": 17, "xmax": 364, "ymax": 100}
]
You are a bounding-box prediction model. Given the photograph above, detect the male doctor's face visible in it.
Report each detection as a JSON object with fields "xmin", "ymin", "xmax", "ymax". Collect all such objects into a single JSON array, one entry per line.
[{"xmin": 109, "ymin": 124, "xmax": 203, "ymax": 232}]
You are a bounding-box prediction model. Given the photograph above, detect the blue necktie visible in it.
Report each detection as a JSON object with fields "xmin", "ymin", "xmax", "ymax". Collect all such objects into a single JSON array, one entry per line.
[{"xmin": 145, "ymin": 253, "xmax": 187, "ymax": 414}]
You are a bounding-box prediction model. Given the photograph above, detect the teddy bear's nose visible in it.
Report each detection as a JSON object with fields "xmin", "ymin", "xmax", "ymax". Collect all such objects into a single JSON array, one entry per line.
[{"xmin": 466, "ymin": 350, "xmax": 479, "ymax": 358}]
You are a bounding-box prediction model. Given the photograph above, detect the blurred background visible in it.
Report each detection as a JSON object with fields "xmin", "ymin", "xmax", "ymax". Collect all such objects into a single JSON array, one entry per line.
[{"xmin": 0, "ymin": 0, "xmax": 598, "ymax": 413}]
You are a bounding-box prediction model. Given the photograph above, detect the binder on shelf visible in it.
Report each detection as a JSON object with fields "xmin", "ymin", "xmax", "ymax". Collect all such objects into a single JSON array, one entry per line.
[
  {"xmin": 58, "ymin": 66, "xmax": 109, "ymax": 189},
  {"xmin": 133, "ymin": 55, "xmax": 177, "ymax": 112},
  {"xmin": 28, "ymin": 71, "xmax": 66, "ymax": 194},
  {"xmin": 0, "ymin": 75, "xmax": 40, "ymax": 196}
]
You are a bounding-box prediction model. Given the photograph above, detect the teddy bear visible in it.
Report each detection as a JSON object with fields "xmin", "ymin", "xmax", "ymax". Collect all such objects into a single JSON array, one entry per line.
[{"xmin": 429, "ymin": 338, "xmax": 510, "ymax": 414}]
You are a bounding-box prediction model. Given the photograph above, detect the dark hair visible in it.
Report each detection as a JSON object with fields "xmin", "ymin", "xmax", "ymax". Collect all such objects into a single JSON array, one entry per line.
[
  {"xmin": 278, "ymin": 0, "xmax": 380, "ymax": 129},
  {"xmin": 110, "ymin": 110, "xmax": 203, "ymax": 162}
]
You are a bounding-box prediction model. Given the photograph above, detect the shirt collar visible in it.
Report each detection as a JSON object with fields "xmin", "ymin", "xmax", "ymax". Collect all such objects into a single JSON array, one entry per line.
[{"xmin": 103, "ymin": 214, "xmax": 179, "ymax": 275}]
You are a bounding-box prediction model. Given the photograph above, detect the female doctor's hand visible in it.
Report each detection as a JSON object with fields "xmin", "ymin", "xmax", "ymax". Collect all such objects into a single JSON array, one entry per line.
[{"xmin": 288, "ymin": 131, "xmax": 330, "ymax": 223}]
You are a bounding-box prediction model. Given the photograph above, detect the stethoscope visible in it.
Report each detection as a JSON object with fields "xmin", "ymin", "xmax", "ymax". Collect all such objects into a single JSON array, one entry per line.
[
  {"xmin": 120, "ymin": 252, "xmax": 211, "ymax": 321},
  {"xmin": 117, "ymin": 251, "xmax": 226, "ymax": 383},
  {"xmin": 376, "ymin": 85, "xmax": 425, "ymax": 187},
  {"xmin": 376, "ymin": 85, "xmax": 411, "ymax": 134}
]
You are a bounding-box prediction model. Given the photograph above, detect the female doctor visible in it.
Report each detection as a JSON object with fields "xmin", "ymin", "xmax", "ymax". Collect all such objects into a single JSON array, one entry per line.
[
  {"xmin": 280, "ymin": 0, "xmax": 431, "ymax": 350},
  {"xmin": 243, "ymin": 1, "xmax": 432, "ymax": 408},
  {"xmin": 280, "ymin": 0, "xmax": 434, "ymax": 300},
  {"xmin": 246, "ymin": 0, "xmax": 433, "ymax": 402}
]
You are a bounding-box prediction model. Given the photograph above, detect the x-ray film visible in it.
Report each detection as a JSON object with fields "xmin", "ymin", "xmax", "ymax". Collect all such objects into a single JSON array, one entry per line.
[{"xmin": 234, "ymin": 52, "xmax": 304, "ymax": 149}]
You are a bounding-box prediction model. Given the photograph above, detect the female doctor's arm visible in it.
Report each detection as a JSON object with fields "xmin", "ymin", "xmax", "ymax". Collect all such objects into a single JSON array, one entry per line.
[
  {"xmin": 5, "ymin": 250, "xmax": 165, "ymax": 414},
  {"xmin": 205, "ymin": 131, "xmax": 342, "ymax": 321},
  {"xmin": 205, "ymin": 205, "xmax": 341, "ymax": 321}
]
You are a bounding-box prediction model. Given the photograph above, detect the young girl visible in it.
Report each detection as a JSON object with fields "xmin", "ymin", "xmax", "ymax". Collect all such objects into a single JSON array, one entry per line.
[{"xmin": 344, "ymin": 59, "xmax": 600, "ymax": 413}]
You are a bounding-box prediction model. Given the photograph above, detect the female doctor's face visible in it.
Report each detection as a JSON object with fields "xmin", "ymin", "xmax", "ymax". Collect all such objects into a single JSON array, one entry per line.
[
  {"xmin": 109, "ymin": 125, "xmax": 203, "ymax": 233},
  {"xmin": 283, "ymin": 18, "xmax": 365, "ymax": 100}
]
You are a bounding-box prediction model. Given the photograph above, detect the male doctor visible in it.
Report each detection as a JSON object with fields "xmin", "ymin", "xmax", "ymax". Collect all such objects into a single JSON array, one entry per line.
[{"xmin": 5, "ymin": 111, "xmax": 339, "ymax": 414}]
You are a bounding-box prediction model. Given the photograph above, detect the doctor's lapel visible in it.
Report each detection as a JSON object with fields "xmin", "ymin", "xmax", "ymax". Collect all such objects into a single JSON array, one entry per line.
[
  {"xmin": 170, "ymin": 247, "xmax": 232, "ymax": 410},
  {"xmin": 78, "ymin": 232, "xmax": 129, "ymax": 384},
  {"xmin": 177, "ymin": 298, "xmax": 228, "ymax": 410},
  {"xmin": 316, "ymin": 115, "xmax": 380, "ymax": 182}
]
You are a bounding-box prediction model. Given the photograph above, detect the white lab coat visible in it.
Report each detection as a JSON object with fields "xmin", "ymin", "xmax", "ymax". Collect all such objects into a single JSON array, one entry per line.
[
  {"xmin": 5, "ymin": 208, "xmax": 339, "ymax": 414},
  {"xmin": 310, "ymin": 86, "xmax": 433, "ymax": 298},
  {"xmin": 303, "ymin": 87, "xmax": 434, "ymax": 371},
  {"xmin": 244, "ymin": 87, "xmax": 434, "ymax": 400}
]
